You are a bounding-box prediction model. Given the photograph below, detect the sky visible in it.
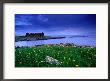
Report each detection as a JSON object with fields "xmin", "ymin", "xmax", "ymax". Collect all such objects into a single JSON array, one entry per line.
[{"xmin": 15, "ymin": 14, "xmax": 96, "ymax": 36}]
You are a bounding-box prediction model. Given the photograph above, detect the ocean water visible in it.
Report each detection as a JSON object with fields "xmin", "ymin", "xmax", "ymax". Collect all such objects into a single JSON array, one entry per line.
[{"xmin": 15, "ymin": 35, "xmax": 96, "ymax": 47}]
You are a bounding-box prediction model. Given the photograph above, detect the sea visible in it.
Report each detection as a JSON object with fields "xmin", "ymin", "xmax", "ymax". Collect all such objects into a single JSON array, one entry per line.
[{"xmin": 15, "ymin": 35, "xmax": 96, "ymax": 47}]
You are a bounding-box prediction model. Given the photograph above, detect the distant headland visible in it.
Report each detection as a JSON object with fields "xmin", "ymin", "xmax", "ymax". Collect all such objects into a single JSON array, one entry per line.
[{"xmin": 15, "ymin": 32, "xmax": 65, "ymax": 42}]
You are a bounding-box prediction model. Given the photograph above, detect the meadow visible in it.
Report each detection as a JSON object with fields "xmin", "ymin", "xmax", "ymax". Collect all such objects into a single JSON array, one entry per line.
[{"xmin": 15, "ymin": 44, "xmax": 96, "ymax": 67}]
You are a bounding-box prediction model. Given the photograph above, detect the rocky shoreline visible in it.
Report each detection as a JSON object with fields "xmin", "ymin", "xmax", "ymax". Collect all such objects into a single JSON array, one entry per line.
[{"xmin": 15, "ymin": 43, "xmax": 95, "ymax": 48}]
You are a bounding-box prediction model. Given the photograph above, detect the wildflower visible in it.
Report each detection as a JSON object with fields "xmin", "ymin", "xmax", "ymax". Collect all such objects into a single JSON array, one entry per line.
[
  {"xmin": 36, "ymin": 61, "xmax": 38, "ymax": 63},
  {"xmin": 41, "ymin": 61, "xmax": 44, "ymax": 62},
  {"xmin": 87, "ymin": 51, "xmax": 89, "ymax": 53},
  {"xmin": 19, "ymin": 62, "xmax": 22, "ymax": 64},
  {"xmin": 67, "ymin": 62, "xmax": 68, "ymax": 65},
  {"xmin": 75, "ymin": 65, "xmax": 79, "ymax": 67},
  {"xmin": 26, "ymin": 55, "xmax": 28, "ymax": 57},
  {"xmin": 33, "ymin": 50, "xmax": 36, "ymax": 52},
  {"xmin": 64, "ymin": 57, "xmax": 66, "ymax": 59},
  {"xmin": 73, "ymin": 60, "xmax": 75, "ymax": 62}
]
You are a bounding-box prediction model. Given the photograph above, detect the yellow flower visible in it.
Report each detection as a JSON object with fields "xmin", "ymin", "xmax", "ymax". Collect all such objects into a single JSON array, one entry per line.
[
  {"xmin": 73, "ymin": 60, "xmax": 75, "ymax": 62},
  {"xmin": 34, "ymin": 51, "xmax": 36, "ymax": 52},
  {"xmin": 64, "ymin": 57, "xmax": 66, "ymax": 59},
  {"xmin": 41, "ymin": 61, "xmax": 44, "ymax": 62},
  {"xmin": 75, "ymin": 65, "xmax": 79, "ymax": 67},
  {"xmin": 19, "ymin": 62, "xmax": 22, "ymax": 64}
]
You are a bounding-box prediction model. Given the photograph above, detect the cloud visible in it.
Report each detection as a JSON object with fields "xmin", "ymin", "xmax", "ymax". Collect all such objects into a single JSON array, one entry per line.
[
  {"xmin": 37, "ymin": 15, "xmax": 48, "ymax": 22},
  {"xmin": 15, "ymin": 15, "xmax": 33, "ymax": 25},
  {"xmin": 15, "ymin": 14, "xmax": 49, "ymax": 25},
  {"xmin": 16, "ymin": 21, "xmax": 32, "ymax": 25}
]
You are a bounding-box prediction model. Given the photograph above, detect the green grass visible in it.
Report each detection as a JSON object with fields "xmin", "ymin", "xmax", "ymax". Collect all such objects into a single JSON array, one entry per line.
[{"xmin": 15, "ymin": 45, "xmax": 96, "ymax": 67}]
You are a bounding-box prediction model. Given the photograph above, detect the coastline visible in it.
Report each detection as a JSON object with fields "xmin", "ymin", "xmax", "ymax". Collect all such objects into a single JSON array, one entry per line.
[
  {"xmin": 15, "ymin": 36, "xmax": 65, "ymax": 42},
  {"xmin": 15, "ymin": 43, "xmax": 96, "ymax": 48}
]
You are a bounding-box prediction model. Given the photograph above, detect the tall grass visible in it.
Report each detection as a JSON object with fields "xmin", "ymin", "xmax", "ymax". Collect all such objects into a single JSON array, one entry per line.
[{"xmin": 15, "ymin": 45, "xmax": 96, "ymax": 67}]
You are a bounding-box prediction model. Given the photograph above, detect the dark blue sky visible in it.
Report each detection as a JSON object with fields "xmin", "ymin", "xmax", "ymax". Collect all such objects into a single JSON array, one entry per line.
[{"xmin": 15, "ymin": 14, "xmax": 96, "ymax": 36}]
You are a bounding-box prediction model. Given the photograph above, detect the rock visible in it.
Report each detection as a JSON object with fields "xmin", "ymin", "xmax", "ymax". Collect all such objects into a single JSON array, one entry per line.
[
  {"xmin": 65, "ymin": 43, "xmax": 73, "ymax": 46},
  {"xmin": 45, "ymin": 56, "xmax": 60, "ymax": 65}
]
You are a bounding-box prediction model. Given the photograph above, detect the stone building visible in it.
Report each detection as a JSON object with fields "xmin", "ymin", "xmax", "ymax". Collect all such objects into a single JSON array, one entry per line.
[{"xmin": 25, "ymin": 32, "xmax": 44, "ymax": 38}]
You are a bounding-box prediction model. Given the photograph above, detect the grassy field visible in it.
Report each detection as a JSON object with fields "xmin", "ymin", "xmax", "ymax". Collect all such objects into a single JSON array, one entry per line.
[{"xmin": 15, "ymin": 44, "xmax": 96, "ymax": 67}]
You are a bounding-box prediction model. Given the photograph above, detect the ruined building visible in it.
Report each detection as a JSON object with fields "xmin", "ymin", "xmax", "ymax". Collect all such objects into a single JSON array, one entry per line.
[{"xmin": 25, "ymin": 32, "xmax": 44, "ymax": 38}]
